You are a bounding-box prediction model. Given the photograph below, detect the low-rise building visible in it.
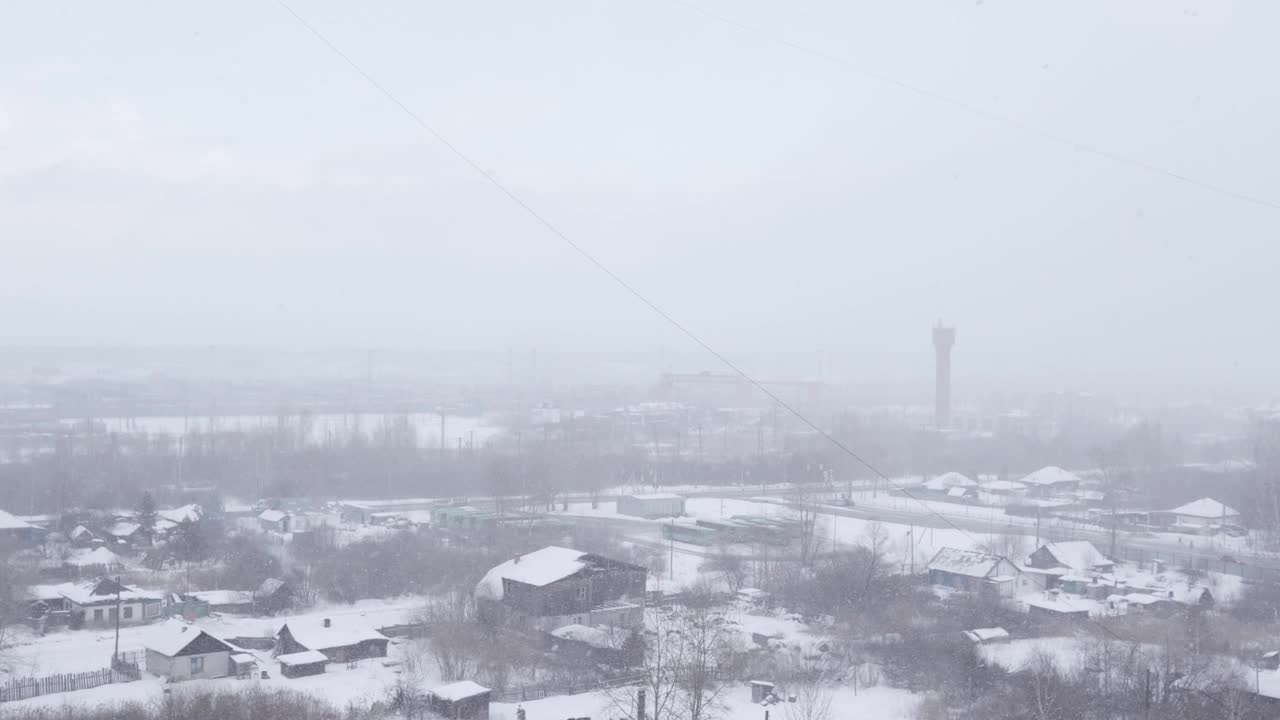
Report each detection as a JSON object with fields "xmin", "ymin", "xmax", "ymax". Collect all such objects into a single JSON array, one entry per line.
[
  {"xmin": 1153, "ymin": 498, "xmax": 1241, "ymax": 531},
  {"xmin": 1026, "ymin": 541, "xmax": 1114, "ymax": 577},
  {"xmin": 0, "ymin": 509, "xmax": 44, "ymax": 547},
  {"xmin": 1018, "ymin": 466, "xmax": 1082, "ymax": 497},
  {"xmin": 617, "ymin": 493, "xmax": 686, "ymax": 519},
  {"xmin": 276, "ymin": 617, "xmax": 389, "ymax": 663},
  {"xmin": 47, "ymin": 578, "xmax": 164, "ymax": 628},
  {"xmin": 925, "ymin": 547, "xmax": 1025, "ymax": 597},
  {"xmin": 258, "ymin": 510, "xmax": 291, "ymax": 533},
  {"xmin": 428, "ymin": 680, "xmax": 492, "ymax": 720},
  {"xmin": 144, "ymin": 622, "xmax": 235, "ymax": 681},
  {"xmin": 475, "ymin": 546, "xmax": 646, "ymax": 632},
  {"xmin": 278, "ymin": 650, "xmax": 328, "ymax": 679}
]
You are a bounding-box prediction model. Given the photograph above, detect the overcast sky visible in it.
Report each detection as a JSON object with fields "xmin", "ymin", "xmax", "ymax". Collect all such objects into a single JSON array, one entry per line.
[{"xmin": 3, "ymin": 0, "xmax": 1279, "ymax": 395}]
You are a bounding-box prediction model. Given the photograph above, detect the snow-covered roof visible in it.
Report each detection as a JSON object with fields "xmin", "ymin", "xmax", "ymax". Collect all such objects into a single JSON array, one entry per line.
[
  {"xmin": 258, "ymin": 509, "xmax": 287, "ymax": 522},
  {"xmin": 158, "ymin": 504, "xmax": 202, "ymax": 524},
  {"xmin": 962, "ymin": 627, "xmax": 1009, "ymax": 643},
  {"xmin": 64, "ymin": 547, "xmax": 119, "ymax": 568},
  {"xmin": 144, "ymin": 621, "xmax": 230, "ymax": 657},
  {"xmin": 628, "ymin": 493, "xmax": 684, "ymax": 501},
  {"xmin": 107, "ymin": 521, "xmax": 141, "ymax": 537},
  {"xmin": 475, "ymin": 546, "xmax": 587, "ymax": 600},
  {"xmin": 550, "ymin": 624, "xmax": 624, "ymax": 650},
  {"xmin": 1108, "ymin": 593, "xmax": 1162, "ymax": 606},
  {"xmin": 0, "ymin": 509, "xmax": 35, "ymax": 530},
  {"xmin": 1020, "ymin": 466, "xmax": 1081, "ymax": 487},
  {"xmin": 980, "ymin": 480, "xmax": 1028, "ymax": 492},
  {"xmin": 1040, "ymin": 541, "xmax": 1112, "ymax": 571},
  {"xmin": 924, "ymin": 472, "xmax": 976, "ymax": 491},
  {"xmin": 946, "ymin": 487, "xmax": 969, "ymax": 498},
  {"xmin": 56, "ymin": 579, "xmax": 163, "ymax": 605},
  {"xmin": 190, "ymin": 590, "xmax": 254, "ymax": 606},
  {"xmin": 430, "ymin": 680, "xmax": 491, "ymax": 701},
  {"xmin": 1023, "ymin": 593, "xmax": 1095, "ymax": 615},
  {"xmin": 278, "ymin": 650, "xmax": 328, "ymax": 666},
  {"xmin": 927, "ymin": 548, "xmax": 1006, "ymax": 578},
  {"xmin": 1167, "ymin": 498, "xmax": 1240, "ymax": 519},
  {"xmin": 230, "ymin": 653, "xmax": 256, "ymax": 664},
  {"xmin": 279, "ymin": 617, "xmax": 387, "ymax": 652},
  {"xmin": 69, "ymin": 525, "xmax": 93, "ymax": 539}
]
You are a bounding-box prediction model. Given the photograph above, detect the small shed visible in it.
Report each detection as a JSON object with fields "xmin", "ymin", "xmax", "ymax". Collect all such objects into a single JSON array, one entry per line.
[
  {"xmin": 429, "ymin": 680, "xmax": 492, "ymax": 720},
  {"xmin": 278, "ymin": 650, "xmax": 328, "ymax": 679},
  {"xmin": 750, "ymin": 680, "xmax": 775, "ymax": 703},
  {"xmin": 229, "ymin": 652, "xmax": 258, "ymax": 678},
  {"xmin": 258, "ymin": 509, "xmax": 290, "ymax": 534}
]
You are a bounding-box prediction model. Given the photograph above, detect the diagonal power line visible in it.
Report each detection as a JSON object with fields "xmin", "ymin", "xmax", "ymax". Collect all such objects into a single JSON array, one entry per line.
[
  {"xmin": 665, "ymin": 0, "xmax": 1280, "ymax": 215},
  {"xmin": 271, "ymin": 5, "xmax": 1237, "ymax": 713}
]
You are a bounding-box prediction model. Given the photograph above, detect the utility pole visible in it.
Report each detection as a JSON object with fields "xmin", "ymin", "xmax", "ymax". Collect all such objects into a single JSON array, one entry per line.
[
  {"xmin": 669, "ymin": 517, "xmax": 675, "ymax": 581},
  {"xmin": 113, "ymin": 577, "xmax": 122, "ymax": 664}
]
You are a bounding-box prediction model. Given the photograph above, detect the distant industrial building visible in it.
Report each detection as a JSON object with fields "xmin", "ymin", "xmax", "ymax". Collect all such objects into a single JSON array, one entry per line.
[
  {"xmin": 932, "ymin": 321, "xmax": 956, "ymax": 429},
  {"xmin": 617, "ymin": 493, "xmax": 685, "ymax": 518}
]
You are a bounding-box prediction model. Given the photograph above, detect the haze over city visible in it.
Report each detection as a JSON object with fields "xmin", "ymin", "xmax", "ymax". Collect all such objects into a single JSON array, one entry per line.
[{"xmin": 4, "ymin": 1, "xmax": 1280, "ymax": 719}]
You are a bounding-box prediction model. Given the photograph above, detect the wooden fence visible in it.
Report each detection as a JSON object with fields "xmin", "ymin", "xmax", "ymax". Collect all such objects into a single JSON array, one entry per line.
[{"xmin": 0, "ymin": 659, "xmax": 142, "ymax": 703}]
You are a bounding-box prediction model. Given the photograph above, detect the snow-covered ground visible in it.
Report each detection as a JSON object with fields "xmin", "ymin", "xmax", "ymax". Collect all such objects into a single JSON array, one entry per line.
[
  {"xmin": 683, "ymin": 497, "xmax": 990, "ymax": 572},
  {"xmin": 979, "ymin": 636, "xmax": 1095, "ymax": 672},
  {"xmin": 490, "ymin": 683, "xmax": 921, "ymax": 720}
]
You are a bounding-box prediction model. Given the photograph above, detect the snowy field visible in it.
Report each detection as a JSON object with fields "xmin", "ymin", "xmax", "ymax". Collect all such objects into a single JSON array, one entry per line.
[{"xmin": 682, "ymin": 497, "xmax": 989, "ymax": 571}]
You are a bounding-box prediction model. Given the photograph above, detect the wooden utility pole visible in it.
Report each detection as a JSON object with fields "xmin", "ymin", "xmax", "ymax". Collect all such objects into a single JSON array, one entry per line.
[{"xmin": 113, "ymin": 577, "xmax": 122, "ymax": 664}]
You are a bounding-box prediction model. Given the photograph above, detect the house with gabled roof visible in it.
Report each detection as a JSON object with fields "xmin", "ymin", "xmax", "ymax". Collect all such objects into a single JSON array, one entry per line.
[
  {"xmin": 143, "ymin": 621, "xmax": 237, "ymax": 681},
  {"xmin": 925, "ymin": 547, "xmax": 1026, "ymax": 597},
  {"xmin": 276, "ymin": 616, "xmax": 389, "ymax": 663},
  {"xmin": 1027, "ymin": 541, "xmax": 1114, "ymax": 576},
  {"xmin": 475, "ymin": 546, "xmax": 646, "ymax": 631}
]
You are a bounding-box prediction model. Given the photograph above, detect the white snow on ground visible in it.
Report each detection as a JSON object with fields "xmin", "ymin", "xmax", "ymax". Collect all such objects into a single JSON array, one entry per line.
[
  {"xmin": 685, "ymin": 496, "xmax": 990, "ymax": 572},
  {"xmin": 490, "ymin": 684, "xmax": 920, "ymax": 720},
  {"xmin": 979, "ymin": 636, "xmax": 1093, "ymax": 672}
]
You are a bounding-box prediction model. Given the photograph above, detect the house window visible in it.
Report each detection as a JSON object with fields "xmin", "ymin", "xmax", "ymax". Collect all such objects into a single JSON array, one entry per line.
[
  {"xmin": 577, "ymin": 586, "xmax": 587, "ymax": 601},
  {"xmin": 123, "ymin": 606, "xmax": 133, "ymax": 619},
  {"xmin": 190, "ymin": 656, "xmax": 205, "ymax": 674},
  {"xmin": 93, "ymin": 609, "xmax": 104, "ymax": 622},
  {"xmin": 145, "ymin": 603, "xmax": 160, "ymax": 618}
]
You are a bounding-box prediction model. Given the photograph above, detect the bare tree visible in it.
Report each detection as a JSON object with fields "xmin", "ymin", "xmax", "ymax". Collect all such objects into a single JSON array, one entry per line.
[
  {"xmin": 701, "ymin": 547, "xmax": 747, "ymax": 593},
  {"xmin": 790, "ymin": 483, "xmax": 822, "ymax": 567},
  {"xmin": 674, "ymin": 593, "xmax": 740, "ymax": 720},
  {"xmin": 605, "ymin": 598, "xmax": 739, "ymax": 720},
  {"xmin": 419, "ymin": 592, "xmax": 482, "ymax": 682}
]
